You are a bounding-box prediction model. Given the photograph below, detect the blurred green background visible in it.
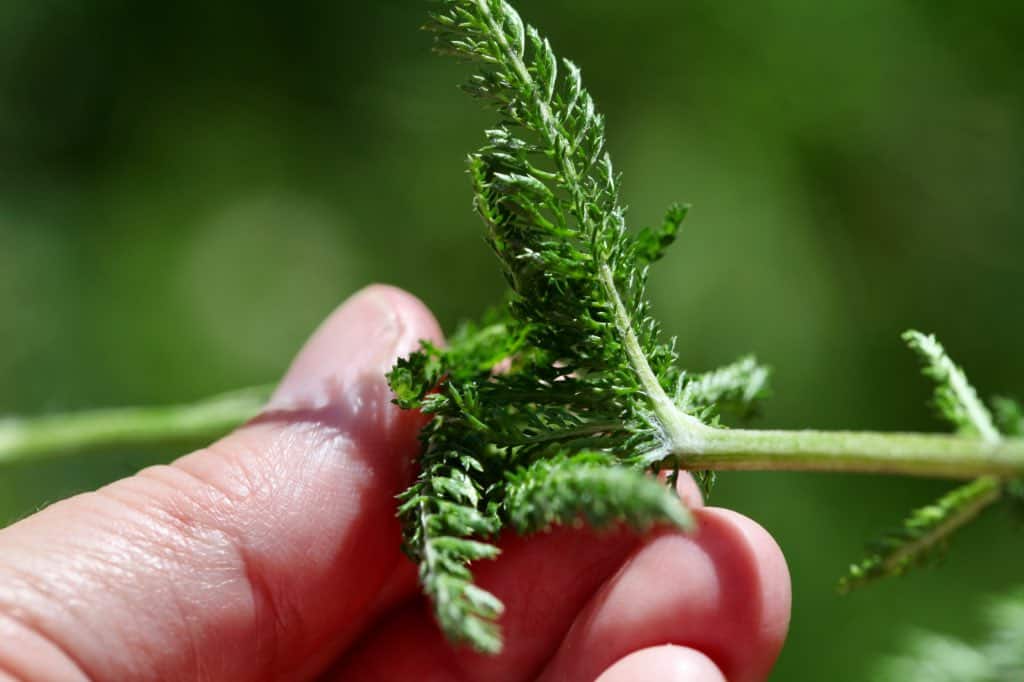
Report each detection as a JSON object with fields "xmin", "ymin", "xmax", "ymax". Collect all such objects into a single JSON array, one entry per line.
[{"xmin": 1, "ymin": 0, "xmax": 1022, "ymax": 678}]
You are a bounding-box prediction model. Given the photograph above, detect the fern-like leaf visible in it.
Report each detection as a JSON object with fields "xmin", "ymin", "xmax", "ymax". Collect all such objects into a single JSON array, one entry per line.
[
  {"xmin": 389, "ymin": 315, "xmax": 519, "ymax": 652},
  {"xmin": 675, "ymin": 355, "xmax": 772, "ymax": 425},
  {"xmin": 992, "ymin": 396, "xmax": 1024, "ymax": 437},
  {"xmin": 386, "ymin": 0, "xmax": 721, "ymax": 650},
  {"xmin": 903, "ymin": 331, "xmax": 999, "ymax": 441},
  {"xmin": 434, "ymin": 0, "xmax": 703, "ymax": 453},
  {"xmin": 504, "ymin": 452, "xmax": 694, "ymax": 534},
  {"xmin": 392, "ymin": 0, "xmax": 1023, "ymax": 653},
  {"xmin": 838, "ymin": 476, "xmax": 1002, "ymax": 593},
  {"xmin": 840, "ymin": 332, "xmax": 1006, "ymax": 591}
]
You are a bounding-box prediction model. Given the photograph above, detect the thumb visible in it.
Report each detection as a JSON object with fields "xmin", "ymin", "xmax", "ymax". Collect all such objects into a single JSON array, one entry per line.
[{"xmin": 0, "ymin": 285, "xmax": 441, "ymax": 682}]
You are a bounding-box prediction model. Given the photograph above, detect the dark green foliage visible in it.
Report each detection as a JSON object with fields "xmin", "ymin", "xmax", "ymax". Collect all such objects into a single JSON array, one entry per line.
[
  {"xmin": 991, "ymin": 398, "xmax": 1024, "ymax": 522},
  {"xmin": 634, "ymin": 204, "xmax": 689, "ymax": 266},
  {"xmin": 1006, "ymin": 478, "xmax": 1024, "ymax": 524},
  {"xmin": 384, "ymin": 0, "xmax": 772, "ymax": 652},
  {"xmin": 504, "ymin": 451, "xmax": 694, "ymax": 534},
  {"xmin": 389, "ymin": 313, "xmax": 522, "ymax": 652},
  {"xmin": 903, "ymin": 331, "xmax": 999, "ymax": 442},
  {"xmin": 992, "ymin": 397, "xmax": 1024, "ymax": 437},
  {"xmin": 675, "ymin": 355, "xmax": 772, "ymax": 425},
  {"xmin": 390, "ymin": 0, "xmax": 1018, "ymax": 656}
]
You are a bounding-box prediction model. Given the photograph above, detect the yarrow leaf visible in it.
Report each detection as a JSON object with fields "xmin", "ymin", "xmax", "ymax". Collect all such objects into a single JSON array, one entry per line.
[
  {"xmin": 384, "ymin": 0, "xmax": 1022, "ymax": 655},
  {"xmin": 386, "ymin": 0, "xmax": 738, "ymax": 651},
  {"xmin": 903, "ymin": 330, "xmax": 999, "ymax": 442},
  {"xmin": 840, "ymin": 332, "xmax": 1006, "ymax": 592},
  {"xmin": 504, "ymin": 451, "xmax": 694, "ymax": 534},
  {"xmin": 838, "ymin": 476, "xmax": 1002, "ymax": 593},
  {"xmin": 992, "ymin": 396, "xmax": 1024, "ymax": 438},
  {"xmin": 675, "ymin": 355, "xmax": 772, "ymax": 425}
]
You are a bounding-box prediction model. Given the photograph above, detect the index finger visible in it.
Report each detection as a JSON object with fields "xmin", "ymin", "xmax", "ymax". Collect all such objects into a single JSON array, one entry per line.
[{"xmin": 0, "ymin": 285, "xmax": 440, "ymax": 681}]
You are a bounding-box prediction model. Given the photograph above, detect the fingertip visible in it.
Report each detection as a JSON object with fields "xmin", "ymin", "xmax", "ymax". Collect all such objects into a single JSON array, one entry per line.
[
  {"xmin": 540, "ymin": 507, "xmax": 791, "ymax": 682},
  {"xmin": 655, "ymin": 471, "xmax": 704, "ymax": 509},
  {"xmin": 692, "ymin": 506, "xmax": 791, "ymax": 676},
  {"xmin": 168, "ymin": 284, "xmax": 446, "ymax": 674},
  {"xmin": 356, "ymin": 284, "xmax": 445, "ymax": 363},
  {"xmin": 696, "ymin": 508, "xmax": 791, "ymax": 636},
  {"xmin": 0, "ymin": 285, "xmax": 446, "ymax": 681},
  {"xmin": 270, "ymin": 283, "xmax": 443, "ymax": 414},
  {"xmin": 597, "ymin": 645, "xmax": 726, "ymax": 682},
  {"xmin": 676, "ymin": 473, "xmax": 706, "ymax": 509}
]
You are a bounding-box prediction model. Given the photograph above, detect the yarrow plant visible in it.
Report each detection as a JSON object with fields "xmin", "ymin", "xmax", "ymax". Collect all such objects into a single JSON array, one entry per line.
[
  {"xmin": 1, "ymin": 0, "xmax": 1023, "ymax": 660},
  {"xmin": 382, "ymin": 0, "xmax": 1024, "ymax": 652}
]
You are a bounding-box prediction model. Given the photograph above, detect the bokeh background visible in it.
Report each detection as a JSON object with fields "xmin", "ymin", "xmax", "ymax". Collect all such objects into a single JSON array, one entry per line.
[{"xmin": 2, "ymin": 0, "xmax": 1022, "ymax": 678}]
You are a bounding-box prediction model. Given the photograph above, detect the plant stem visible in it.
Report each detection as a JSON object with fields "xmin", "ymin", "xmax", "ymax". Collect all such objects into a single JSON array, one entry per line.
[
  {"xmin": 595, "ymin": 215, "xmax": 1024, "ymax": 479},
  {"xmin": 676, "ymin": 427, "xmax": 1024, "ymax": 479},
  {"xmin": 597, "ymin": 264, "xmax": 708, "ymax": 452},
  {"xmin": 0, "ymin": 385, "xmax": 273, "ymax": 465},
  {"xmin": 600, "ymin": 233, "xmax": 1024, "ymax": 479},
  {"xmin": 3, "ymin": 384, "xmax": 1023, "ymax": 479},
  {"xmin": 598, "ymin": 253, "xmax": 1024, "ymax": 478}
]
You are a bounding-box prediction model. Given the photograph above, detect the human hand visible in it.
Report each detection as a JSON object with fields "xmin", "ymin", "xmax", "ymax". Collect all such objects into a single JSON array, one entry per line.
[{"xmin": 0, "ymin": 286, "xmax": 790, "ymax": 681}]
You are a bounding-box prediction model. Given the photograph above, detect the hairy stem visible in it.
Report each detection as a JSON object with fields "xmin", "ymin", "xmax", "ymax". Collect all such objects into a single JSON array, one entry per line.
[
  {"xmin": 597, "ymin": 263, "xmax": 707, "ymax": 450},
  {"xmin": 3, "ymin": 385, "xmax": 1024, "ymax": 478},
  {"xmin": 674, "ymin": 428, "xmax": 1024, "ymax": 478},
  {"xmin": 0, "ymin": 385, "xmax": 272, "ymax": 465}
]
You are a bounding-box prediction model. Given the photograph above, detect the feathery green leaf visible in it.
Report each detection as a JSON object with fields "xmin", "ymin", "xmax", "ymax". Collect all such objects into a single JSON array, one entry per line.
[
  {"xmin": 838, "ymin": 476, "xmax": 1002, "ymax": 593},
  {"xmin": 903, "ymin": 330, "xmax": 999, "ymax": 441},
  {"xmin": 675, "ymin": 355, "xmax": 772, "ymax": 425},
  {"xmin": 992, "ymin": 396, "xmax": 1024, "ymax": 437},
  {"xmin": 389, "ymin": 0, "xmax": 1024, "ymax": 654},
  {"xmin": 393, "ymin": 0, "xmax": 714, "ymax": 650},
  {"xmin": 840, "ymin": 333, "xmax": 1006, "ymax": 591},
  {"xmin": 504, "ymin": 451, "xmax": 694, "ymax": 534}
]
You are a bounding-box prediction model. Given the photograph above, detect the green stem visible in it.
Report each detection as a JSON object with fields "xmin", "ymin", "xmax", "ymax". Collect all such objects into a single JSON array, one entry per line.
[
  {"xmin": 675, "ymin": 428, "xmax": 1024, "ymax": 479},
  {"xmin": 0, "ymin": 385, "xmax": 273, "ymax": 465},
  {"xmin": 597, "ymin": 263, "xmax": 708, "ymax": 451},
  {"xmin": 599, "ymin": 251, "xmax": 1024, "ymax": 479},
  {"xmin": 4, "ymin": 384, "xmax": 1024, "ymax": 479},
  {"xmin": 598, "ymin": 226, "xmax": 1024, "ymax": 479}
]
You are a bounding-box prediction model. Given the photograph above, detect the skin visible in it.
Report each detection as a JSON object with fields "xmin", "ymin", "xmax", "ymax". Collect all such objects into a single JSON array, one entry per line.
[{"xmin": 0, "ymin": 285, "xmax": 791, "ymax": 681}]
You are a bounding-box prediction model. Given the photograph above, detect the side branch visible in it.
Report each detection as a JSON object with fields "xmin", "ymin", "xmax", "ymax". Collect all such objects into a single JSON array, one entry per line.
[
  {"xmin": 839, "ymin": 475, "xmax": 1003, "ymax": 592},
  {"xmin": 680, "ymin": 428, "xmax": 1024, "ymax": 479},
  {"xmin": 0, "ymin": 385, "xmax": 272, "ymax": 465},
  {"xmin": 596, "ymin": 263, "xmax": 706, "ymax": 450}
]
